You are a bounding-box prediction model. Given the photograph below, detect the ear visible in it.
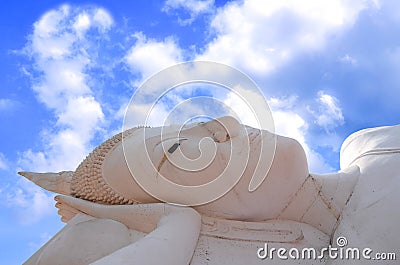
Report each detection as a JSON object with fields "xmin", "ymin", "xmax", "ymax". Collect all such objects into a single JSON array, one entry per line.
[{"xmin": 18, "ymin": 171, "xmax": 73, "ymax": 195}]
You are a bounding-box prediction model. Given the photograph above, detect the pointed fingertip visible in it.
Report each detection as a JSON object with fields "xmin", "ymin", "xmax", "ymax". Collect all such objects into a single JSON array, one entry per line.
[
  {"xmin": 18, "ymin": 171, "xmax": 31, "ymax": 180},
  {"xmin": 17, "ymin": 171, "xmax": 24, "ymax": 176}
]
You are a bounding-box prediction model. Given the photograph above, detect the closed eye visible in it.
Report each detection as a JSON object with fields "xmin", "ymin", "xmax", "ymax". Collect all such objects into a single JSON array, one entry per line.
[
  {"xmin": 168, "ymin": 143, "xmax": 180, "ymax": 154},
  {"xmin": 166, "ymin": 138, "xmax": 187, "ymax": 154}
]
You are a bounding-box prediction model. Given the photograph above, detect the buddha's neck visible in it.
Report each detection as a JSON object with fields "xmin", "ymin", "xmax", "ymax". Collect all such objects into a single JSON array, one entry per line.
[{"xmin": 277, "ymin": 165, "xmax": 360, "ymax": 236}]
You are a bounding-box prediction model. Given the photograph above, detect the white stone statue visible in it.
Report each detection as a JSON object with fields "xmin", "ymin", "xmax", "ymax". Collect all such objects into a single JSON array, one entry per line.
[{"xmin": 20, "ymin": 116, "xmax": 399, "ymax": 264}]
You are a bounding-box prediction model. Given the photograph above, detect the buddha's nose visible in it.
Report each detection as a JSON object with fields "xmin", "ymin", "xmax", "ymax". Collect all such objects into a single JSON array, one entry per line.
[{"xmin": 204, "ymin": 116, "xmax": 243, "ymax": 142}]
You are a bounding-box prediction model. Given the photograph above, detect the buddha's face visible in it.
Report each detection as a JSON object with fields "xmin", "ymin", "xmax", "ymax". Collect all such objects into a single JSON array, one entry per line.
[
  {"xmin": 122, "ymin": 115, "xmax": 308, "ymax": 219},
  {"xmin": 123, "ymin": 116, "xmax": 256, "ymax": 204},
  {"xmin": 141, "ymin": 116, "xmax": 250, "ymax": 186}
]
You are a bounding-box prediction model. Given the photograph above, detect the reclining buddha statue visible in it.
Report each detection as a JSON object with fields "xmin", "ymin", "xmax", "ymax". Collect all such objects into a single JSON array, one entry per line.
[{"xmin": 20, "ymin": 116, "xmax": 399, "ymax": 264}]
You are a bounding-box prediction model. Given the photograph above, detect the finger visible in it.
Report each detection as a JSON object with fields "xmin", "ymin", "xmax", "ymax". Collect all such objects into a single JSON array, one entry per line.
[
  {"xmin": 58, "ymin": 208, "xmax": 77, "ymax": 223},
  {"xmin": 55, "ymin": 194, "xmax": 96, "ymax": 209},
  {"xmin": 55, "ymin": 201, "xmax": 79, "ymax": 214}
]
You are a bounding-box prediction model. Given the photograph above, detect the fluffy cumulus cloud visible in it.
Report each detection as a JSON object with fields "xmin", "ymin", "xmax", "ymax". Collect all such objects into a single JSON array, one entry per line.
[
  {"xmin": 3, "ymin": 178, "xmax": 54, "ymax": 225},
  {"xmin": 121, "ymin": 32, "xmax": 186, "ymax": 127},
  {"xmin": 163, "ymin": 0, "xmax": 215, "ymax": 25},
  {"xmin": 191, "ymin": 0, "xmax": 375, "ymax": 171},
  {"xmin": 268, "ymin": 96, "xmax": 333, "ymax": 173},
  {"xmin": 125, "ymin": 32, "xmax": 184, "ymax": 85},
  {"xmin": 222, "ymin": 90, "xmax": 332, "ymax": 172},
  {"xmin": 223, "ymin": 86, "xmax": 272, "ymax": 129},
  {"xmin": 312, "ymin": 91, "xmax": 344, "ymax": 132},
  {"xmin": 20, "ymin": 4, "xmax": 113, "ymax": 172},
  {"xmin": 198, "ymin": 0, "xmax": 371, "ymax": 74},
  {"xmin": 120, "ymin": 0, "xmax": 369, "ymax": 172},
  {"xmin": 8, "ymin": 4, "xmax": 115, "ymax": 225}
]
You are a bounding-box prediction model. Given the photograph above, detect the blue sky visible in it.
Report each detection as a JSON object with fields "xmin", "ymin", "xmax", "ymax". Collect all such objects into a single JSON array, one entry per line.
[{"xmin": 1, "ymin": 0, "xmax": 400, "ymax": 263}]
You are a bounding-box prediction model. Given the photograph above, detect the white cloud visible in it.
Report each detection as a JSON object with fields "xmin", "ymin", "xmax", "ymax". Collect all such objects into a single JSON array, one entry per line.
[
  {"xmin": 223, "ymin": 86, "xmax": 271, "ymax": 129},
  {"xmin": 73, "ymin": 12, "xmax": 91, "ymax": 36},
  {"xmin": 123, "ymin": 101, "xmax": 171, "ymax": 128},
  {"xmin": 18, "ymin": 0, "xmax": 353, "ymax": 178},
  {"xmin": 268, "ymin": 95, "xmax": 298, "ymax": 110},
  {"xmin": 34, "ymin": 5, "xmax": 70, "ymax": 38},
  {"xmin": 269, "ymin": 96, "xmax": 333, "ymax": 173},
  {"xmin": 313, "ymin": 91, "xmax": 344, "ymax": 132},
  {"xmin": 3, "ymin": 178, "xmax": 54, "ymax": 225},
  {"xmin": 339, "ymin": 54, "xmax": 357, "ymax": 65},
  {"xmin": 0, "ymin": 98, "xmax": 18, "ymax": 111},
  {"xmin": 0, "ymin": 153, "xmax": 8, "ymax": 170},
  {"xmin": 29, "ymin": 5, "xmax": 113, "ymax": 60},
  {"xmin": 197, "ymin": 0, "xmax": 369, "ymax": 75},
  {"xmin": 222, "ymin": 91, "xmax": 333, "ymax": 173},
  {"xmin": 193, "ymin": 0, "xmax": 357, "ymax": 172},
  {"xmin": 6, "ymin": 5, "xmax": 114, "ymax": 226},
  {"xmin": 20, "ymin": 5, "xmax": 112, "ymax": 172},
  {"xmin": 121, "ymin": 84, "xmax": 219, "ymax": 128},
  {"xmin": 164, "ymin": 0, "xmax": 214, "ymax": 14},
  {"xmin": 121, "ymin": 1, "xmax": 353, "ymax": 173},
  {"xmin": 57, "ymin": 96, "xmax": 104, "ymax": 138},
  {"xmin": 93, "ymin": 8, "xmax": 114, "ymax": 31},
  {"xmin": 125, "ymin": 32, "xmax": 183, "ymax": 84},
  {"xmin": 163, "ymin": 0, "xmax": 214, "ymax": 25}
]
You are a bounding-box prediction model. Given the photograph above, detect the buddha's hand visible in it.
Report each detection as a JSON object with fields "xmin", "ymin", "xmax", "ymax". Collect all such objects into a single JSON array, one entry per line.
[
  {"xmin": 54, "ymin": 195, "xmax": 201, "ymax": 233},
  {"xmin": 55, "ymin": 195, "xmax": 84, "ymax": 222}
]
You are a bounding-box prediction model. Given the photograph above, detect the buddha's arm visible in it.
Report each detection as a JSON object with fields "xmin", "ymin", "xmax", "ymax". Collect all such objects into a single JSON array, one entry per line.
[
  {"xmin": 90, "ymin": 206, "xmax": 201, "ymax": 265},
  {"xmin": 55, "ymin": 195, "xmax": 201, "ymax": 232},
  {"xmin": 56, "ymin": 195, "xmax": 201, "ymax": 265}
]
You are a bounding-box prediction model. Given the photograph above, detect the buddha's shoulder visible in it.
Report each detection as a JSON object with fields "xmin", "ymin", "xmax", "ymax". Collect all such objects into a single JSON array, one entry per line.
[{"xmin": 340, "ymin": 124, "xmax": 400, "ymax": 169}]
